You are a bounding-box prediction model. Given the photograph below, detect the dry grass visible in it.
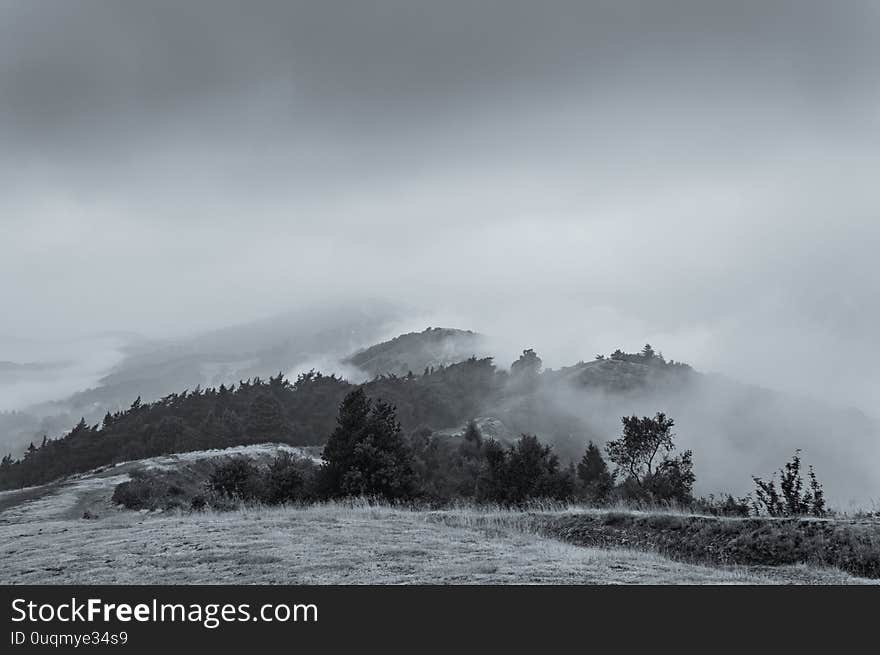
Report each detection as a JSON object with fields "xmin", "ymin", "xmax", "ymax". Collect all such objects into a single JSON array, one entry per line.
[
  {"xmin": 1, "ymin": 501, "xmax": 872, "ymax": 585},
  {"xmin": 2, "ymin": 449, "xmax": 876, "ymax": 585}
]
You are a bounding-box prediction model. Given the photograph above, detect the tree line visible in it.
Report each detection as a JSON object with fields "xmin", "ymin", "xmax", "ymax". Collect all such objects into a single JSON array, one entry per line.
[
  {"xmin": 199, "ymin": 387, "xmax": 825, "ymax": 518},
  {"xmin": 0, "ymin": 357, "xmax": 500, "ymax": 490},
  {"xmin": 0, "ymin": 346, "xmax": 670, "ymax": 489},
  {"xmin": 1, "ymin": 346, "xmax": 828, "ymax": 517}
]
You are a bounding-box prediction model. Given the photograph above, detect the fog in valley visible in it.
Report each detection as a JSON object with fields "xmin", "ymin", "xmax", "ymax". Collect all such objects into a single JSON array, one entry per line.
[{"xmin": 2, "ymin": 1, "xmax": 879, "ymax": 505}]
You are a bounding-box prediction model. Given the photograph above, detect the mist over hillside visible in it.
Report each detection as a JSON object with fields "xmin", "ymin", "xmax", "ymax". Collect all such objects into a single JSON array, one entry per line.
[
  {"xmin": 345, "ymin": 327, "xmax": 489, "ymax": 377},
  {"xmin": 3, "ymin": 322, "xmax": 877, "ymax": 507},
  {"xmin": 422, "ymin": 344, "xmax": 880, "ymax": 506},
  {"xmin": 0, "ymin": 302, "xmax": 405, "ymax": 456},
  {"xmin": 525, "ymin": 358, "xmax": 880, "ymax": 507},
  {"xmin": 6, "ymin": 0, "xmax": 880, "ymax": 596}
]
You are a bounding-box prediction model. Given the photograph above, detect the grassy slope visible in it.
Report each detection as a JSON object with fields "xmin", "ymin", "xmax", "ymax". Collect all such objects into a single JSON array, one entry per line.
[
  {"xmin": 538, "ymin": 511, "xmax": 880, "ymax": 578},
  {"xmin": 0, "ymin": 503, "xmax": 872, "ymax": 585},
  {"xmin": 1, "ymin": 446, "xmax": 876, "ymax": 585}
]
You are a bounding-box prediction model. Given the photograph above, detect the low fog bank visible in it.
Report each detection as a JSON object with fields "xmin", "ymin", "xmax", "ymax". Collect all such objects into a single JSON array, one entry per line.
[
  {"xmin": 522, "ymin": 371, "xmax": 880, "ymax": 508},
  {"xmin": 0, "ymin": 303, "xmax": 877, "ymax": 506},
  {"xmin": 0, "ymin": 335, "xmax": 128, "ymax": 412},
  {"xmin": 312, "ymin": 322, "xmax": 880, "ymax": 506},
  {"xmin": 0, "ymin": 302, "xmax": 405, "ymax": 456}
]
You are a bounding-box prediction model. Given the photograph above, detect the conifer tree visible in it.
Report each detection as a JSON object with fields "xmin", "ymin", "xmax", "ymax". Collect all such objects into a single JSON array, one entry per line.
[
  {"xmin": 245, "ymin": 393, "xmax": 289, "ymax": 443},
  {"xmin": 321, "ymin": 388, "xmax": 415, "ymax": 499},
  {"xmin": 577, "ymin": 441, "xmax": 614, "ymax": 503}
]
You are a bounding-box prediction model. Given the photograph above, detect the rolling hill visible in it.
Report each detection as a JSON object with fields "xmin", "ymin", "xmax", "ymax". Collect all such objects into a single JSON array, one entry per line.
[
  {"xmin": 345, "ymin": 327, "xmax": 489, "ymax": 377},
  {"xmin": 1, "ymin": 445, "xmax": 874, "ymax": 585}
]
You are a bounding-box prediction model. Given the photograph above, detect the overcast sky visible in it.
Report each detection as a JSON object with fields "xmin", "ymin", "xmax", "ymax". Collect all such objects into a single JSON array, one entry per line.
[{"xmin": 2, "ymin": 1, "xmax": 879, "ymax": 412}]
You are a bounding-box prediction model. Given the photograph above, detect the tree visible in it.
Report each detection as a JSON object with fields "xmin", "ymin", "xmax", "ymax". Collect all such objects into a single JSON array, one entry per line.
[
  {"xmin": 646, "ymin": 449, "xmax": 695, "ymax": 504},
  {"xmin": 475, "ymin": 439, "xmax": 509, "ymax": 502},
  {"xmin": 263, "ymin": 451, "xmax": 305, "ymax": 504},
  {"xmin": 221, "ymin": 409, "xmax": 245, "ymax": 443},
  {"xmin": 198, "ymin": 410, "xmax": 226, "ymax": 448},
  {"xmin": 149, "ymin": 416, "xmax": 186, "ymax": 453},
  {"xmin": 507, "ymin": 434, "xmax": 572, "ymax": 502},
  {"xmin": 321, "ymin": 388, "xmax": 416, "ymax": 499},
  {"xmin": 511, "ymin": 349, "xmax": 542, "ymax": 377},
  {"xmin": 605, "ymin": 413, "xmax": 676, "ymax": 486},
  {"xmin": 23, "ymin": 442, "xmax": 37, "ymax": 460},
  {"xmin": 476, "ymin": 434, "xmax": 573, "ymax": 504},
  {"xmin": 640, "ymin": 343, "xmax": 656, "ymax": 361},
  {"xmin": 606, "ymin": 412, "xmax": 694, "ymax": 504},
  {"xmin": 577, "ymin": 441, "xmax": 614, "ymax": 503},
  {"xmin": 245, "ymin": 393, "xmax": 289, "ymax": 443}
]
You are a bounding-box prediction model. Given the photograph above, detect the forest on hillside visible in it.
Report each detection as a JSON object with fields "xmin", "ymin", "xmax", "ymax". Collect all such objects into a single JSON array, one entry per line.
[
  {"xmin": 0, "ymin": 345, "xmax": 695, "ymax": 490},
  {"xmin": 0, "ymin": 356, "xmax": 501, "ymax": 489}
]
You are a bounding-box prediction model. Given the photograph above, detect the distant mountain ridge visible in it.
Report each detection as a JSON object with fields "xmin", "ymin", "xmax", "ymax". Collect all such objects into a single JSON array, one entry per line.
[
  {"xmin": 2, "ymin": 324, "xmax": 878, "ymax": 505},
  {"xmin": 345, "ymin": 327, "xmax": 489, "ymax": 377},
  {"xmin": 0, "ymin": 302, "xmax": 403, "ymax": 456}
]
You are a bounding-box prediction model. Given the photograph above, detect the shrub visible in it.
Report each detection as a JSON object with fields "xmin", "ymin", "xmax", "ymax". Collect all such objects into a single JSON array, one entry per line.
[
  {"xmin": 476, "ymin": 434, "xmax": 574, "ymax": 505},
  {"xmin": 752, "ymin": 451, "xmax": 826, "ymax": 517},
  {"xmin": 693, "ymin": 494, "xmax": 751, "ymax": 517},
  {"xmin": 263, "ymin": 452, "xmax": 305, "ymax": 504},
  {"xmin": 642, "ymin": 449, "xmax": 696, "ymax": 505},
  {"xmin": 112, "ymin": 476, "xmax": 184, "ymax": 511},
  {"xmin": 207, "ymin": 457, "xmax": 263, "ymax": 500},
  {"xmin": 112, "ymin": 466, "xmax": 209, "ymax": 511}
]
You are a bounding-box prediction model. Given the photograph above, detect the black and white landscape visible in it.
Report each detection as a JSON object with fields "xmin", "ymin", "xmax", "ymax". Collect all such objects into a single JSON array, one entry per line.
[{"xmin": 1, "ymin": 1, "xmax": 879, "ymax": 585}]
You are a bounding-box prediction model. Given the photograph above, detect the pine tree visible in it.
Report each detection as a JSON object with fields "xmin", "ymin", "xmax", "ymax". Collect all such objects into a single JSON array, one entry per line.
[
  {"xmin": 808, "ymin": 466, "xmax": 826, "ymax": 517},
  {"xmin": 577, "ymin": 441, "xmax": 614, "ymax": 503},
  {"xmin": 245, "ymin": 393, "xmax": 289, "ymax": 443},
  {"xmin": 321, "ymin": 388, "xmax": 415, "ymax": 499}
]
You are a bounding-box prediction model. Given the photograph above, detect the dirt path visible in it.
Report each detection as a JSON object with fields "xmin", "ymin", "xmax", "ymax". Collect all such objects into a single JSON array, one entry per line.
[{"xmin": 0, "ymin": 444, "xmax": 317, "ymax": 525}]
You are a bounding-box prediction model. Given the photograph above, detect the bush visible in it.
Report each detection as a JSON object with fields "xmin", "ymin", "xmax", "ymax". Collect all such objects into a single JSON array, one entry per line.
[
  {"xmin": 263, "ymin": 452, "xmax": 307, "ymax": 504},
  {"xmin": 207, "ymin": 457, "xmax": 263, "ymax": 500},
  {"xmin": 112, "ymin": 475, "xmax": 192, "ymax": 511},
  {"xmin": 642, "ymin": 450, "xmax": 696, "ymax": 505},
  {"xmin": 752, "ymin": 451, "xmax": 826, "ymax": 517},
  {"xmin": 408, "ymin": 426, "xmax": 484, "ymax": 503},
  {"xmin": 476, "ymin": 434, "xmax": 574, "ymax": 505},
  {"xmin": 693, "ymin": 494, "xmax": 751, "ymax": 517}
]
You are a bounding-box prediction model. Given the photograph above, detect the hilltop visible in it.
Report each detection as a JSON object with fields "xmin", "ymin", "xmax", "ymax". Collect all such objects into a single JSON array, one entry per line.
[
  {"xmin": 2, "ymin": 333, "xmax": 878, "ymax": 505},
  {"xmin": 0, "ymin": 303, "xmax": 401, "ymax": 457},
  {"xmin": 345, "ymin": 327, "xmax": 489, "ymax": 377}
]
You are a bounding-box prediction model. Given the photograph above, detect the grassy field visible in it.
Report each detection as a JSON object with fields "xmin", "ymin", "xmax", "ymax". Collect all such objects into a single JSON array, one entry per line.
[
  {"xmin": 1, "ymin": 445, "xmax": 877, "ymax": 585},
  {"xmin": 0, "ymin": 502, "xmax": 874, "ymax": 584}
]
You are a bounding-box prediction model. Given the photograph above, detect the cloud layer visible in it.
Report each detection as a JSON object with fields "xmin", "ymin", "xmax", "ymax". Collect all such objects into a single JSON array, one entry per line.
[{"xmin": 2, "ymin": 1, "xmax": 879, "ymax": 412}]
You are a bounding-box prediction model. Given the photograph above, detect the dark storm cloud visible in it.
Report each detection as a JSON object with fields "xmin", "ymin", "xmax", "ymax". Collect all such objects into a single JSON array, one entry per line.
[
  {"xmin": 2, "ymin": 1, "xmax": 880, "ymax": 412},
  {"xmin": 3, "ymin": 1, "xmax": 879, "ymax": 148}
]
